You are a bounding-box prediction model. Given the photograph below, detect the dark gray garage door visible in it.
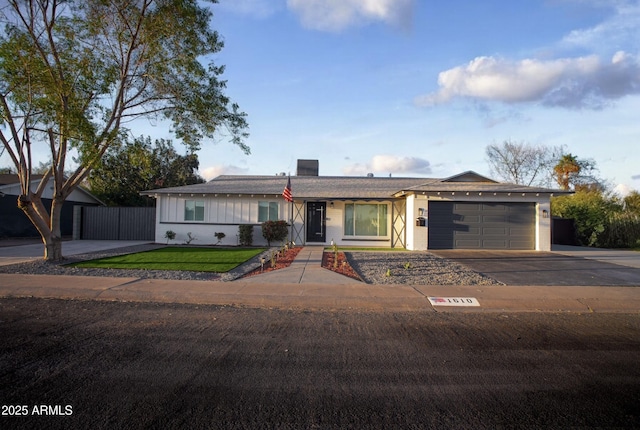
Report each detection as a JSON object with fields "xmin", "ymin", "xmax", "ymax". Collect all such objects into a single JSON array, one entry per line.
[{"xmin": 428, "ymin": 202, "xmax": 535, "ymax": 250}]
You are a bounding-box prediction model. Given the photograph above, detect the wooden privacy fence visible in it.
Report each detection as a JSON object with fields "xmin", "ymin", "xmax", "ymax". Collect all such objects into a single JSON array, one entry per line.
[{"xmin": 75, "ymin": 207, "xmax": 155, "ymax": 241}]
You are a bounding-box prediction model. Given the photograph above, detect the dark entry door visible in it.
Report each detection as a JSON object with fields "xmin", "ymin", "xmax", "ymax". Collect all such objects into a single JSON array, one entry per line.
[{"xmin": 306, "ymin": 202, "xmax": 326, "ymax": 243}]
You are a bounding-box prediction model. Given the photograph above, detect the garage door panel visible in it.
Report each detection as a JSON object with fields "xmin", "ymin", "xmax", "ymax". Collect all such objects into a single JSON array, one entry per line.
[
  {"xmin": 455, "ymin": 239, "xmax": 481, "ymax": 248},
  {"xmin": 483, "ymin": 227, "xmax": 507, "ymax": 235},
  {"xmin": 459, "ymin": 215, "xmax": 481, "ymax": 223},
  {"xmin": 481, "ymin": 239, "xmax": 508, "ymax": 249},
  {"xmin": 510, "ymin": 240, "xmax": 535, "ymax": 248},
  {"xmin": 456, "ymin": 202, "xmax": 481, "ymax": 210},
  {"xmin": 428, "ymin": 202, "xmax": 535, "ymax": 250},
  {"xmin": 482, "ymin": 215, "xmax": 508, "ymax": 223}
]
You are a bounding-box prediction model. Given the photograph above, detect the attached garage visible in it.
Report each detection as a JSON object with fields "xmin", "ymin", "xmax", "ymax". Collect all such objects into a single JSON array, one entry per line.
[{"xmin": 428, "ymin": 202, "xmax": 535, "ymax": 250}]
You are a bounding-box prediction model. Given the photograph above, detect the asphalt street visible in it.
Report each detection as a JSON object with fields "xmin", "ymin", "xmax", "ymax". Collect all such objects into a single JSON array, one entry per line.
[{"xmin": 1, "ymin": 298, "xmax": 639, "ymax": 429}]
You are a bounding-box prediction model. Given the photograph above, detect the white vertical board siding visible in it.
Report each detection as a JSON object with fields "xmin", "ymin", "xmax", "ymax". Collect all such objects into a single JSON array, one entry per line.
[{"xmin": 160, "ymin": 195, "xmax": 290, "ymax": 224}]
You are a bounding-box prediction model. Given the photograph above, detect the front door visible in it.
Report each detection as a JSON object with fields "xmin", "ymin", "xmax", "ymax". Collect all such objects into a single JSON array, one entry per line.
[{"xmin": 306, "ymin": 202, "xmax": 326, "ymax": 243}]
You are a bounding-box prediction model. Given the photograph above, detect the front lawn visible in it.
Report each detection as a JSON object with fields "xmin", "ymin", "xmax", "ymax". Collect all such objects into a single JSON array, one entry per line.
[{"xmin": 70, "ymin": 247, "xmax": 265, "ymax": 273}]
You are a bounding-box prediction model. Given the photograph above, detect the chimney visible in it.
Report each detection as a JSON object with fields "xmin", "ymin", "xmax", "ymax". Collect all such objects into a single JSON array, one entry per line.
[{"xmin": 296, "ymin": 159, "xmax": 319, "ymax": 176}]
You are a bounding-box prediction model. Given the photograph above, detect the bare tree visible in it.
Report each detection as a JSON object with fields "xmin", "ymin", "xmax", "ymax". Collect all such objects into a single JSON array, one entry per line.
[{"xmin": 485, "ymin": 140, "xmax": 562, "ymax": 186}]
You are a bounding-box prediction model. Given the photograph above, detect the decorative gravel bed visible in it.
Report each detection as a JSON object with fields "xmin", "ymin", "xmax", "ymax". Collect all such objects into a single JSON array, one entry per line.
[
  {"xmin": 345, "ymin": 251, "xmax": 503, "ymax": 285},
  {"xmin": 0, "ymin": 245, "xmax": 503, "ymax": 285}
]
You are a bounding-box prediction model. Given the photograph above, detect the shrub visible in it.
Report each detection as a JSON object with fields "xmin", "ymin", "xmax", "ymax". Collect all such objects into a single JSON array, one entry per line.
[
  {"xmin": 552, "ymin": 189, "xmax": 640, "ymax": 248},
  {"xmin": 238, "ymin": 224, "xmax": 253, "ymax": 246},
  {"xmin": 551, "ymin": 191, "xmax": 620, "ymax": 246},
  {"xmin": 261, "ymin": 220, "xmax": 289, "ymax": 247},
  {"xmin": 599, "ymin": 212, "xmax": 640, "ymax": 248}
]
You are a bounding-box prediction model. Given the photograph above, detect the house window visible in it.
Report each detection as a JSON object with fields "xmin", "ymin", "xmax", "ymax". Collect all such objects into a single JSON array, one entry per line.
[
  {"xmin": 185, "ymin": 200, "xmax": 205, "ymax": 221},
  {"xmin": 258, "ymin": 201, "xmax": 279, "ymax": 222},
  {"xmin": 344, "ymin": 203, "xmax": 388, "ymax": 237}
]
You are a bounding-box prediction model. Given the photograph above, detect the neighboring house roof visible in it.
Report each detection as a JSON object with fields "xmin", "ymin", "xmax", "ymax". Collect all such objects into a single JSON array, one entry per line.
[
  {"xmin": 0, "ymin": 174, "xmax": 105, "ymax": 205},
  {"xmin": 0, "ymin": 174, "xmax": 46, "ymax": 185},
  {"xmin": 143, "ymin": 171, "xmax": 570, "ymax": 200}
]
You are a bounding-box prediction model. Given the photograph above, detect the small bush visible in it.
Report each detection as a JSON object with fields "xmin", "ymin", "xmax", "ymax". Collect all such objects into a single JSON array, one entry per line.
[
  {"xmin": 164, "ymin": 230, "xmax": 176, "ymax": 244},
  {"xmin": 239, "ymin": 224, "xmax": 253, "ymax": 246},
  {"xmin": 261, "ymin": 220, "xmax": 289, "ymax": 246},
  {"xmin": 214, "ymin": 232, "xmax": 226, "ymax": 245}
]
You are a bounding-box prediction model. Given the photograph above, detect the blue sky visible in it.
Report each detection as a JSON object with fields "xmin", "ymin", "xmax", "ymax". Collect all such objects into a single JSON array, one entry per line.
[
  {"xmin": 185, "ymin": 0, "xmax": 639, "ymax": 194},
  {"xmin": 3, "ymin": 0, "xmax": 638, "ymax": 194}
]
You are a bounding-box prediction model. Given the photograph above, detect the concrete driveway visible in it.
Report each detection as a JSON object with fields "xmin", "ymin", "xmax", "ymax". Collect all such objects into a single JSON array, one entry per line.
[
  {"xmin": 0, "ymin": 240, "xmax": 151, "ymax": 266},
  {"xmin": 431, "ymin": 246, "xmax": 640, "ymax": 286}
]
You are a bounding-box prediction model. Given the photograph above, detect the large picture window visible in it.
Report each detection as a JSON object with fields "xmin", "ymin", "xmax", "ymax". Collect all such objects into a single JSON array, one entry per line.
[
  {"xmin": 185, "ymin": 200, "xmax": 205, "ymax": 221},
  {"xmin": 258, "ymin": 201, "xmax": 279, "ymax": 222},
  {"xmin": 344, "ymin": 203, "xmax": 388, "ymax": 237}
]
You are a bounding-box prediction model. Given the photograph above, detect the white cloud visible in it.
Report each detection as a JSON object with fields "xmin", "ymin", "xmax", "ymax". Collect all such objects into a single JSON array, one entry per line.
[
  {"xmin": 286, "ymin": 0, "xmax": 414, "ymax": 32},
  {"xmin": 199, "ymin": 165, "xmax": 249, "ymax": 181},
  {"xmin": 561, "ymin": 1, "xmax": 640, "ymax": 53},
  {"xmin": 343, "ymin": 154, "xmax": 431, "ymax": 175},
  {"xmin": 415, "ymin": 52, "xmax": 640, "ymax": 109}
]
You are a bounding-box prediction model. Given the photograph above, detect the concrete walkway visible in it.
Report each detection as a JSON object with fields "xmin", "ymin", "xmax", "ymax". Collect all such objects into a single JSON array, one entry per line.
[{"xmin": 241, "ymin": 247, "xmax": 361, "ymax": 285}]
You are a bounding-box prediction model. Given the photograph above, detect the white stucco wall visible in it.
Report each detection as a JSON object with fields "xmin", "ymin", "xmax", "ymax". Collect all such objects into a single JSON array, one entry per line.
[
  {"xmin": 404, "ymin": 195, "xmax": 429, "ymax": 251},
  {"xmin": 536, "ymin": 200, "xmax": 552, "ymax": 251}
]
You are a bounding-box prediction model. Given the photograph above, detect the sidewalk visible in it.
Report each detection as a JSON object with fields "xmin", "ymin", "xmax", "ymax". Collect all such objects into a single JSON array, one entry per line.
[{"xmin": 1, "ymin": 245, "xmax": 639, "ymax": 312}]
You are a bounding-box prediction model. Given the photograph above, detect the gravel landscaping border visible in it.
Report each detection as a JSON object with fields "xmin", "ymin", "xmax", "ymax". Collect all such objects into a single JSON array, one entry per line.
[
  {"xmin": 346, "ymin": 251, "xmax": 502, "ymax": 285},
  {"xmin": 0, "ymin": 245, "xmax": 502, "ymax": 285}
]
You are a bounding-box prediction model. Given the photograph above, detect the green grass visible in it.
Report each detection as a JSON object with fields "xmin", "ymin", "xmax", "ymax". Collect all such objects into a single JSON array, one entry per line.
[{"xmin": 70, "ymin": 247, "xmax": 266, "ymax": 273}]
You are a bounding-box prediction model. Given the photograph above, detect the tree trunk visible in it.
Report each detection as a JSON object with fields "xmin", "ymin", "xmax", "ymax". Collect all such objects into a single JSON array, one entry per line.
[
  {"xmin": 47, "ymin": 196, "xmax": 65, "ymax": 261},
  {"xmin": 18, "ymin": 194, "xmax": 65, "ymax": 262},
  {"xmin": 43, "ymin": 235, "xmax": 63, "ymax": 261}
]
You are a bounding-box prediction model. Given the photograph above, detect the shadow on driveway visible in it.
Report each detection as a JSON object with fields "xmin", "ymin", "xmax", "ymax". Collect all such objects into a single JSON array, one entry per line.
[{"xmin": 430, "ymin": 250, "xmax": 640, "ymax": 286}]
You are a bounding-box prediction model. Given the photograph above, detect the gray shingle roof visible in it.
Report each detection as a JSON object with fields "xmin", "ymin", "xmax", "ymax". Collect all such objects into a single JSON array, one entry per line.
[
  {"xmin": 142, "ymin": 173, "xmax": 568, "ymax": 199},
  {"xmin": 142, "ymin": 175, "xmax": 435, "ymax": 199}
]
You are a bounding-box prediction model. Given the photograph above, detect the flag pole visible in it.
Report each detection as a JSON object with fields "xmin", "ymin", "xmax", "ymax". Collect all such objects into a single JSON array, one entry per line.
[
  {"xmin": 290, "ymin": 188, "xmax": 294, "ymax": 246},
  {"xmin": 288, "ymin": 174, "xmax": 293, "ymax": 246},
  {"xmin": 282, "ymin": 174, "xmax": 294, "ymax": 246}
]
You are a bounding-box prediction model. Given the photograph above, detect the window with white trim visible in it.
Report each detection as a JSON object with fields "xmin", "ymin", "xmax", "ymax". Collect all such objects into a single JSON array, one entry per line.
[
  {"xmin": 344, "ymin": 203, "xmax": 388, "ymax": 237},
  {"xmin": 258, "ymin": 201, "xmax": 279, "ymax": 222},
  {"xmin": 184, "ymin": 200, "xmax": 205, "ymax": 221}
]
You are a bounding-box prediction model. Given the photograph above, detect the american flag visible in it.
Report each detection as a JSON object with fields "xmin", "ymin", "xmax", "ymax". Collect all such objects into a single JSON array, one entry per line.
[{"xmin": 282, "ymin": 177, "xmax": 293, "ymax": 202}]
